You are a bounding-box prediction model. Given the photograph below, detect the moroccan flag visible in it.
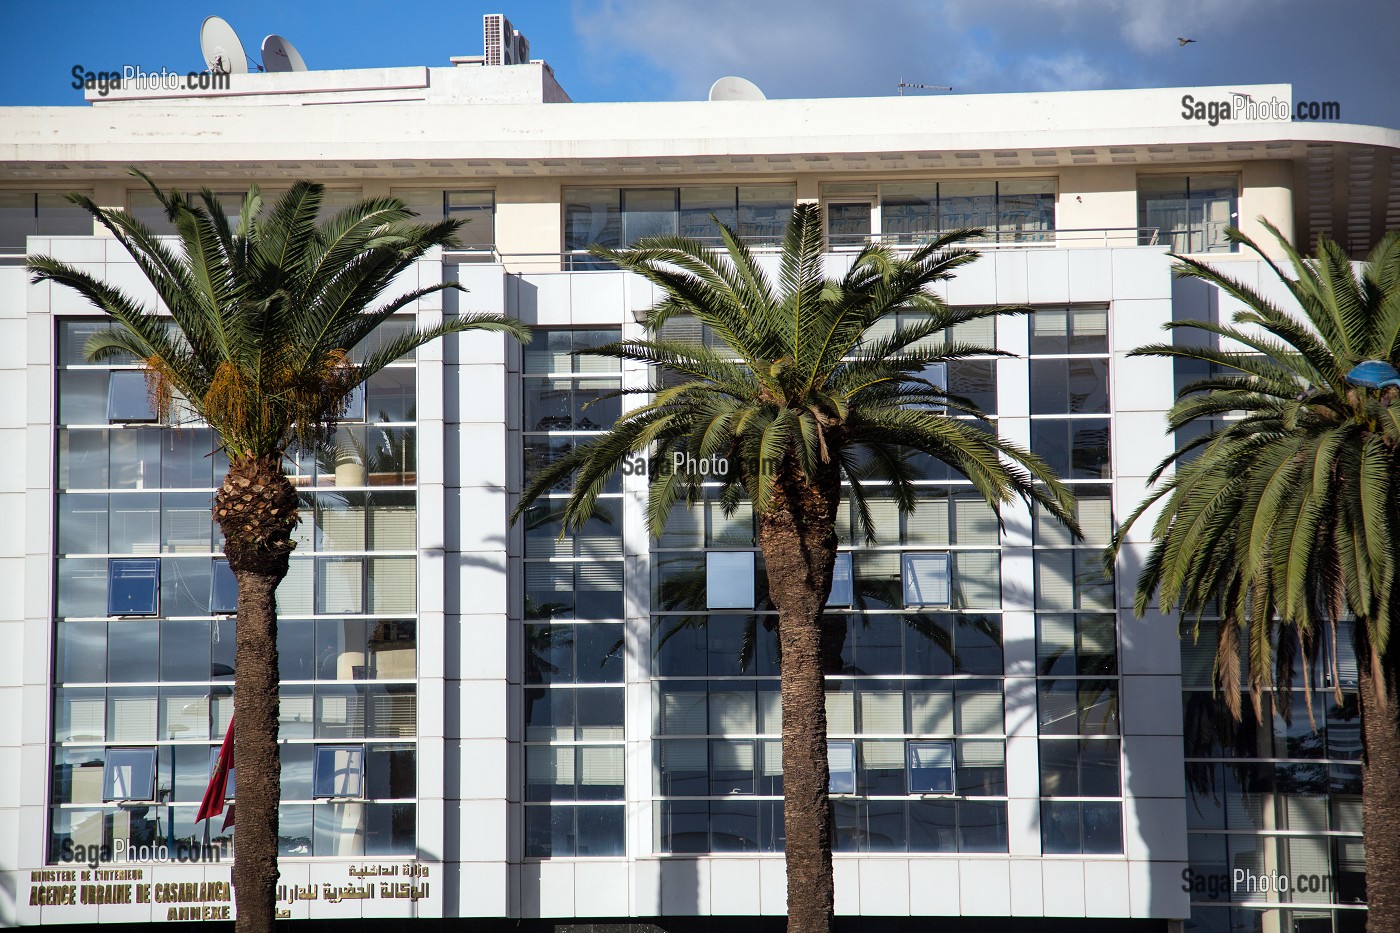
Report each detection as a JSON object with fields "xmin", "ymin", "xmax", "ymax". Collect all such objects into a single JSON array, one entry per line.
[{"xmin": 197, "ymin": 715, "xmax": 235, "ymax": 827}]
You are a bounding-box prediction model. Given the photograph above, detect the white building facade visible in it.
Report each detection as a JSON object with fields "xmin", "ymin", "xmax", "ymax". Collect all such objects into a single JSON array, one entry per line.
[{"xmin": 0, "ymin": 52, "xmax": 1397, "ymax": 933}]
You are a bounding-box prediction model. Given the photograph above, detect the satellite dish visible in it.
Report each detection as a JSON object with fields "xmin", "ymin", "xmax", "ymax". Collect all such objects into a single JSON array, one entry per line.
[
  {"xmin": 201, "ymin": 16, "xmax": 249, "ymax": 74},
  {"xmin": 708, "ymin": 76, "xmax": 766, "ymax": 101},
  {"xmin": 261, "ymin": 34, "xmax": 308, "ymax": 72}
]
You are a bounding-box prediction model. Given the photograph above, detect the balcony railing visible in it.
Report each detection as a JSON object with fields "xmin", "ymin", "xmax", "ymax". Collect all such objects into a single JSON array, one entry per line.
[{"xmin": 443, "ymin": 227, "xmax": 1182, "ymax": 274}]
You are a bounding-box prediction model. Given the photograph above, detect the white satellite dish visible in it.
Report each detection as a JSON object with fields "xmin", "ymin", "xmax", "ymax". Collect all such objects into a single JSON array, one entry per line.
[
  {"xmin": 261, "ymin": 34, "xmax": 307, "ymax": 72},
  {"xmin": 200, "ymin": 16, "xmax": 249, "ymax": 74},
  {"xmin": 708, "ymin": 76, "xmax": 766, "ymax": 101}
]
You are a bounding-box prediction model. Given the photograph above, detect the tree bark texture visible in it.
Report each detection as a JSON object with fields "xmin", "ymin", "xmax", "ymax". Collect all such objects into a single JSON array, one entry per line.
[
  {"xmin": 1359, "ymin": 646, "xmax": 1400, "ymax": 933},
  {"xmin": 216, "ymin": 455, "xmax": 298, "ymax": 933},
  {"xmin": 758, "ymin": 468, "xmax": 841, "ymax": 933}
]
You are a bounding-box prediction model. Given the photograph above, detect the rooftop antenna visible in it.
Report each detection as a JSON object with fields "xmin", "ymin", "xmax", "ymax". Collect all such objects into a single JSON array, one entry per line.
[
  {"xmin": 261, "ymin": 34, "xmax": 308, "ymax": 72},
  {"xmin": 708, "ymin": 76, "xmax": 766, "ymax": 101},
  {"xmin": 898, "ymin": 80, "xmax": 952, "ymax": 95},
  {"xmin": 201, "ymin": 16, "xmax": 253, "ymax": 74}
]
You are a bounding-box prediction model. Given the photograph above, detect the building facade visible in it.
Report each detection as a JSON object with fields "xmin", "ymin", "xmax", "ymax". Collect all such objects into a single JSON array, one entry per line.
[{"xmin": 0, "ymin": 46, "xmax": 1398, "ymax": 933}]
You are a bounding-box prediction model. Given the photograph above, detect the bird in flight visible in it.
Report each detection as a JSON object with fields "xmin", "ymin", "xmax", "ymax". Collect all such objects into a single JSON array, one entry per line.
[{"xmin": 1178, "ymin": 37, "xmax": 1197, "ymax": 46}]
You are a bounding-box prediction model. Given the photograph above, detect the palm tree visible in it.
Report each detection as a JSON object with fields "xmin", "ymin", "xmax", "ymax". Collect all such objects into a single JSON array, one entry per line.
[
  {"xmin": 513, "ymin": 203, "xmax": 1078, "ymax": 933},
  {"xmin": 29, "ymin": 172, "xmax": 529, "ymax": 933},
  {"xmin": 1112, "ymin": 222, "xmax": 1400, "ymax": 932}
]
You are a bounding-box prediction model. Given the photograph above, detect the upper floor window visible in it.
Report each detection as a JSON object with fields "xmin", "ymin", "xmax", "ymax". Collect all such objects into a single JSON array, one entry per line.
[
  {"xmin": 127, "ymin": 186, "xmax": 364, "ymax": 235},
  {"xmin": 389, "ymin": 188, "xmax": 494, "ymax": 250},
  {"xmin": 821, "ymin": 179, "xmax": 1055, "ymax": 248},
  {"xmin": 1137, "ymin": 173, "xmax": 1238, "ymax": 254},
  {"xmin": 0, "ymin": 190, "xmax": 92, "ymax": 251},
  {"xmin": 562, "ymin": 185, "xmax": 796, "ymax": 264}
]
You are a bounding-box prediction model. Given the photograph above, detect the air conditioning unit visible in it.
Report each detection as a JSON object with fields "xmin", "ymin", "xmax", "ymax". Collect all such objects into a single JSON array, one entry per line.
[{"xmin": 483, "ymin": 14, "xmax": 531, "ymax": 66}]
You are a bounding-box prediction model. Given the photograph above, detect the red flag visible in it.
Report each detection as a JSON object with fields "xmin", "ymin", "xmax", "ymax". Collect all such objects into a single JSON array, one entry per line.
[{"xmin": 197, "ymin": 715, "xmax": 234, "ymax": 825}]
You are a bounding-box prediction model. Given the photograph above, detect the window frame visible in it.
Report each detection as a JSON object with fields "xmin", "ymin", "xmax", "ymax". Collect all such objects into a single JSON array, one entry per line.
[
  {"xmin": 107, "ymin": 557, "xmax": 160, "ymax": 617},
  {"xmin": 908, "ymin": 739, "xmax": 956, "ymax": 795},
  {"xmin": 902, "ymin": 552, "xmax": 952, "ymax": 608},
  {"xmin": 312, "ymin": 744, "xmax": 367, "ymax": 799},
  {"xmin": 102, "ymin": 746, "xmax": 157, "ymax": 802}
]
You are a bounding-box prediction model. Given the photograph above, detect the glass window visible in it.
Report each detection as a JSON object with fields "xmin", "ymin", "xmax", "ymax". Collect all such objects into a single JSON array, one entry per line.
[
  {"xmin": 1031, "ymin": 419, "xmax": 1111, "ymax": 480},
  {"xmin": 1029, "ymin": 306, "xmax": 1109, "ymax": 356},
  {"xmin": 828, "ymin": 740, "xmax": 857, "ymax": 794},
  {"xmin": 1034, "ymin": 487, "xmax": 1113, "ymax": 549},
  {"xmin": 107, "ymin": 558, "xmax": 159, "ymax": 616},
  {"xmin": 916, "ymin": 362, "xmax": 948, "ymax": 411},
  {"xmin": 525, "ymin": 804, "xmax": 625, "ymax": 857},
  {"xmin": 938, "ymin": 181, "xmax": 996, "ymax": 231},
  {"xmin": 107, "ymin": 620, "xmax": 158, "ymax": 682},
  {"xmin": 106, "ymin": 371, "xmax": 157, "ymax": 423},
  {"xmin": 365, "ymin": 744, "xmax": 416, "ymax": 799},
  {"xmin": 108, "ymin": 428, "xmax": 163, "ymax": 489},
  {"xmin": 387, "ymin": 187, "xmax": 444, "ymax": 222},
  {"xmin": 1038, "ymin": 680, "xmax": 1119, "ymax": 735},
  {"xmin": 103, "ymin": 747, "xmax": 157, "ymax": 801},
  {"xmin": 161, "ymin": 556, "xmax": 211, "ymax": 617},
  {"xmin": 679, "ymin": 186, "xmax": 737, "ymax": 240},
  {"xmin": 879, "ymin": 183, "xmax": 937, "ymax": 243},
  {"xmin": 57, "ymin": 430, "xmax": 108, "ymax": 491},
  {"xmin": 207, "ymin": 746, "xmax": 236, "ymax": 798},
  {"xmin": 210, "ymin": 560, "xmax": 238, "ymax": 613},
  {"xmin": 446, "ymin": 190, "xmax": 494, "ymax": 250},
  {"xmin": 0, "ymin": 190, "xmax": 92, "ymax": 249},
  {"xmin": 706, "ymin": 551, "xmax": 756, "ymax": 610},
  {"xmin": 1029, "ymin": 358, "xmax": 1109, "ymax": 414},
  {"xmin": 903, "ymin": 552, "xmax": 951, "ymax": 607},
  {"xmin": 622, "ymin": 188, "xmax": 679, "ymax": 245},
  {"xmin": 908, "ymin": 740, "xmax": 955, "ymax": 794},
  {"xmin": 1037, "ymin": 613, "xmax": 1117, "ymax": 676},
  {"xmin": 958, "ymin": 800, "xmax": 1009, "ymax": 852},
  {"xmin": 1035, "ymin": 551, "xmax": 1114, "ymax": 612},
  {"xmin": 1138, "ymin": 174, "xmax": 1238, "ymax": 253},
  {"xmin": 56, "ymin": 622, "xmax": 107, "ymax": 683},
  {"xmin": 826, "ymin": 553, "xmax": 853, "ymax": 607},
  {"xmin": 1040, "ymin": 738, "xmax": 1120, "ymax": 796},
  {"xmin": 313, "ymin": 745, "xmax": 366, "ymax": 798},
  {"xmin": 563, "ymin": 188, "xmax": 621, "ymax": 253},
  {"xmin": 826, "ymin": 201, "xmax": 873, "ymax": 248},
  {"xmin": 159, "ymin": 620, "xmax": 210, "ymax": 682},
  {"xmin": 737, "ymin": 185, "xmax": 796, "ymax": 244},
  {"xmin": 997, "ymin": 179, "xmax": 1055, "ymax": 240}
]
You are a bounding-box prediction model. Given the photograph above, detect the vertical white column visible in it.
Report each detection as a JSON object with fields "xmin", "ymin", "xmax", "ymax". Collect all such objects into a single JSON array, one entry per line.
[
  {"xmin": 0, "ymin": 250, "xmax": 43, "ymax": 925},
  {"xmin": 1106, "ymin": 247, "xmax": 1191, "ymax": 920},
  {"xmin": 438, "ymin": 257, "xmax": 514, "ymax": 916},
  {"xmin": 995, "ymin": 259, "xmax": 1040, "ymax": 862}
]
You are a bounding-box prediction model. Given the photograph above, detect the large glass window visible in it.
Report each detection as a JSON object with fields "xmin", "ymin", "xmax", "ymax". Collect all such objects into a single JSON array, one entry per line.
[
  {"xmin": 521, "ymin": 328, "xmax": 626, "ymax": 855},
  {"xmin": 563, "ymin": 185, "xmax": 797, "ymax": 263},
  {"xmin": 51, "ymin": 316, "xmax": 420, "ymax": 862},
  {"xmin": 389, "ymin": 188, "xmax": 494, "ymax": 250},
  {"xmin": 0, "ymin": 190, "xmax": 93, "ymax": 250},
  {"xmin": 649, "ymin": 307, "xmax": 1009, "ymax": 855},
  {"xmin": 820, "ymin": 179, "xmax": 1055, "ymax": 246},
  {"xmin": 1138, "ymin": 174, "xmax": 1238, "ymax": 253},
  {"xmin": 1028, "ymin": 305, "xmax": 1122, "ymax": 855}
]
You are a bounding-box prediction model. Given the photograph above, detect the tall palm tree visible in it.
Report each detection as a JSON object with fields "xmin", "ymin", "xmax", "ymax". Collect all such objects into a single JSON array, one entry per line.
[
  {"xmin": 1112, "ymin": 222, "xmax": 1400, "ymax": 932},
  {"xmin": 29, "ymin": 172, "xmax": 529, "ymax": 933},
  {"xmin": 513, "ymin": 203, "xmax": 1078, "ymax": 933}
]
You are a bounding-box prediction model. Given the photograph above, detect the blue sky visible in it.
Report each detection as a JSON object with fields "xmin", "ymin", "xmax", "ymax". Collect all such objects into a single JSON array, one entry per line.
[{"xmin": 2, "ymin": 0, "xmax": 1396, "ymax": 128}]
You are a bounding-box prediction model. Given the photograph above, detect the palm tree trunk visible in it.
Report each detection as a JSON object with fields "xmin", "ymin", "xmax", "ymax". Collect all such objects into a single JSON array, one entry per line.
[
  {"xmin": 216, "ymin": 454, "xmax": 299, "ymax": 933},
  {"xmin": 231, "ymin": 571, "xmax": 281, "ymax": 933},
  {"xmin": 757, "ymin": 474, "xmax": 841, "ymax": 933},
  {"xmin": 1359, "ymin": 649, "xmax": 1400, "ymax": 933}
]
